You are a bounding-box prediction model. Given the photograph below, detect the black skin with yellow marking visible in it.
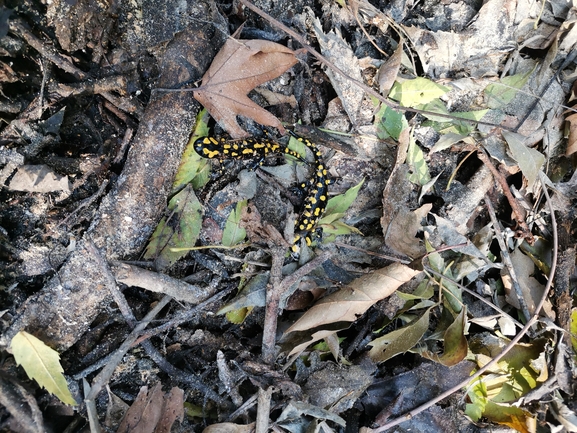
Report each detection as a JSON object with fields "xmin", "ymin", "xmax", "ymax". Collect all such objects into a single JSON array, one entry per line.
[
  {"xmin": 290, "ymin": 135, "xmax": 330, "ymax": 257},
  {"xmin": 194, "ymin": 134, "xmax": 329, "ymax": 258},
  {"xmin": 194, "ymin": 136, "xmax": 305, "ymax": 166}
]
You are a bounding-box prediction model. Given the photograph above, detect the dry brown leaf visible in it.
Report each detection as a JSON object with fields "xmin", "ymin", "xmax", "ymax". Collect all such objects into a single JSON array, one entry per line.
[
  {"xmin": 154, "ymin": 387, "xmax": 184, "ymax": 433},
  {"xmin": 253, "ymin": 88, "xmax": 298, "ymax": 107},
  {"xmin": 565, "ymin": 112, "xmax": 577, "ymax": 156},
  {"xmin": 384, "ymin": 203, "xmax": 431, "ymax": 259},
  {"xmin": 287, "ymin": 329, "xmax": 340, "ymax": 357},
  {"xmin": 239, "ymin": 203, "xmax": 288, "ymax": 248},
  {"xmin": 401, "ymin": 0, "xmax": 522, "ymax": 78},
  {"xmin": 202, "ymin": 422, "xmax": 255, "ymax": 433},
  {"xmin": 285, "ymin": 263, "xmax": 420, "ymax": 334},
  {"xmin": 312, "ymin": 16, "xmax": 364, "ymax": 125},
  {"xmin": 193, "ymin": 39, "xmax": 298, "ymax": 138},
  {"xmin": 116, "ymin": 383, "xmax": 184, "ymax": 433},
  {"xmin": 117, "ymin": 383, "xmax": 163, "ymax": 433},
  {"xmin": 502, "ymin": 250, "xmax": 555, "ymax": 319},
  {"xmin": 377, "ymin": 40, "xmax": 403, "ymax": 95}
]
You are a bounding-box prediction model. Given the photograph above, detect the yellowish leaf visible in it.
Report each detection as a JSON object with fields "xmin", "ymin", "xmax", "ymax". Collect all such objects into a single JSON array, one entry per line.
[{"xmin": 10, "ymin": 331, "xmax": 77, "ymax": 406}]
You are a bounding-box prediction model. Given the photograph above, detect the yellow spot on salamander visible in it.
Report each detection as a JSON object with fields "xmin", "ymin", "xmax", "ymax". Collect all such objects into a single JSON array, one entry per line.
[{"xmin": 204, "ymin": 149, "xmax": 219, "ymax": 158}]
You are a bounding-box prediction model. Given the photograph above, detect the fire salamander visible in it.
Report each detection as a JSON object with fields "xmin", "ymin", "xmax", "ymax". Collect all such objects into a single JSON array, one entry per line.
[
  {"xmin": 194, "ymin": 136, "xmax": 304, "ymax": 166},
  {"xmin": 194, "ymin": 133, "xmax": 329, "ymax": 258},
  {"xmin": 290, "ymin": 134, "xmax": 330, "ymax": 258}
]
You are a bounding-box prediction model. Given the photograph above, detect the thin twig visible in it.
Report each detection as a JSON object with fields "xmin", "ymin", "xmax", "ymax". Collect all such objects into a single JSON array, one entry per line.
[
  {"xmin": 84, "ymin": 292, "xmax": 171, "ymax": 402},
  {"xmin": 226, "ymin": 393, "xmax": 259, "ymax": 422},
  {"xmin": 256, "ymin": 387, "xmax": 274, "ymax": 433},
  {"xmin": 484, "ymin": 196, "xmax": 532, "ymax": 323},
  {"xmin": 134, "ymin": 284, "xmax": 232, "ymax": 343},
  {"xmin": 261, "ymin": 247, "xmax": 287, "ymax": 365},
  {"xmin": 9, "ymin": 18, "xmax": 143, "ymax": 116},
  {"xmin": 140, "ymin": 339, "xmax": 223, "ymax": 403},
  {"xmin": 84, "ymin": 239, "xmax": 222, "ymax": 403},
  {"xmin": 373, "ymin": 173, "xmax": 557, "ymax": 432},
  {"xmin": 261, "ymin": 250, "xmax": 331, "ymax": 364},
  {"xmin": 476, "ymin": 147, "xmax": 533, "ymax": 242},
  {"xmin": 333, "ymin": 241, "xmax": 411, "ymax": 264}
]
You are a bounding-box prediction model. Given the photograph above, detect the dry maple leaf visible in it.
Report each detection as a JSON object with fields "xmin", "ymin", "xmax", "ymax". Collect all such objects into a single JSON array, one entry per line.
[{"xmin": 193, "ymin": 39, "xmax": 298, "ymax": 138}]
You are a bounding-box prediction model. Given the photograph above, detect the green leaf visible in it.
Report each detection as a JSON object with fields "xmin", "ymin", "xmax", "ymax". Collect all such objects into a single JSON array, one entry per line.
[
  {"xmin": 484, "ymin": 69, "xmax": 533, "ymax": 109},
  {"xmin": 287, "ymin": 135, "xmax": 308, "ymax": 162},
  {"xmin": 226, "ymin": 307, "xmax": 251, "ymax": 324},
  {"xmin": 418, "ymin": 99, "xmax": 487, "ymax": 135},
  {"xmin": 368, "ymin": 307, "xmax": 431, "ymax": 363},
  {"xmin": 319, "ymin": 212, "xmax": 346, "ymax": 225},
  {"xmin": 11, "ymin": 331, "xmax": 77, "ymax": 406},
  {"xmin": 571, "ymin": 309, "xmax": 577, "ymax": 356},
  {"xmin": 144, "ymin": 185, "xmax": 203, "ymax": 269},
  {"xmin": 430, "ymin": 133, "xmax": 468, "ymax": 153},
  {"xmin": 502, "ymin": 130, "xmax": 544, "ymax": 188},
  {"xmin": 465, "ymin": 379, "xmax": 488, "ymax": 421},
  {"xmin": 417, "ymin": 98, "xmax": 449, "ymax": 122},
  {"xmin": 173, "ymin": 109, "xmax": 211, "ymax": 191},
  {"xmin": 321, "ymin": 178, "xmax": 365, "ymax": 221},
  {"xmin": 481, "ymin": 401, "xmax": 535, "ymax": 431},
  {"xmin": 419, "ymin": 307, "xmax": 468, "ymax": 366},
  {"xmin": 389, "ymin": 77, "xmax": 450, "ymax": 107},
  {"xmin": 218, "ymin": 272, "xmax": 269, "ymax": 314},
  {"xmin": 407, "ymin": 132, "xmax": 430, "ymax": 185},
  {"xmin": 222, "ymin": 200, "xmax": 247, "ymax": 247},
  {"xmin": 396, "ymin": 280, "xmax": 434, "ymax": 301},
  {"xmin": 375, "ymin": 105, "xmax": 407, "ymax": 140},
  {"xmin": 321, "ymin": 220, "xmax": 363, "ymax": 243}
]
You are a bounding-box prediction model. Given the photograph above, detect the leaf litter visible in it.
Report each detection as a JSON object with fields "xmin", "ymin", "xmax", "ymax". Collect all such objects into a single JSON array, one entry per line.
[{"xmin": 3, "ymin": 0, "xmax": 577, "ymax": 431}]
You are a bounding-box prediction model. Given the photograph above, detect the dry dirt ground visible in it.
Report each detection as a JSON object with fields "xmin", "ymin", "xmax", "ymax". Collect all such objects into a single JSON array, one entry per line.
[{"xmin": 0, "ymin": 0, "xmax": 576, "ymax": 432}]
